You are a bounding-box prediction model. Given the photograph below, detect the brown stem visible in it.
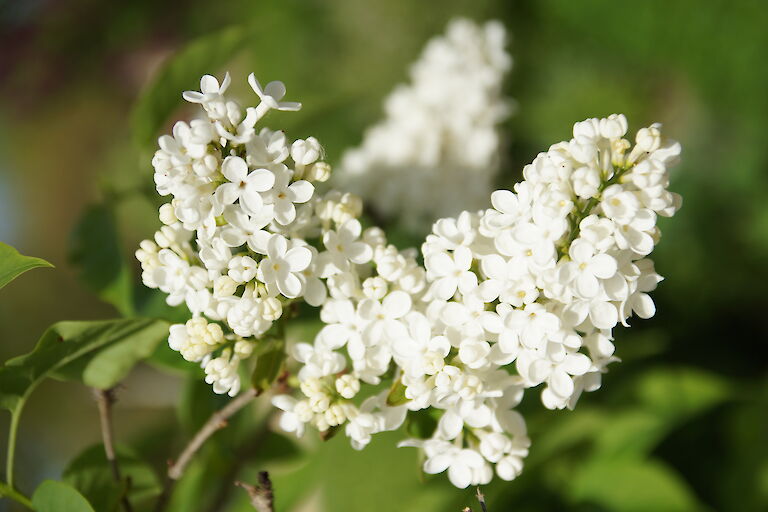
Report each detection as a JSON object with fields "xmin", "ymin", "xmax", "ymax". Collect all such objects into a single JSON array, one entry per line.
[
  {"xmin": 153, "ymin": 388, "xmax": 259, "ymax": 512},
  {"xmin": 94, "ymin": 388, "xmax": 133, "ymax": 512},
  {"xmin": 475, "ymin": 487, "xmax": 488, "ymax": 512},
  {"xmin": 236, "ymin": 472, "xmax": 274, "ymax": 512}
]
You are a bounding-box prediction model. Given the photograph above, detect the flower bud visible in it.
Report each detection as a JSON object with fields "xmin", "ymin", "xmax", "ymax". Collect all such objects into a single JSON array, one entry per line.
[
  {"xmin": 234, "ymin": 339, "xmax": 255, "ymax": 358},
  {"xmin": 635, "ymin": 124, "xmax": 662, "ymax": 153},
  {"xmin": 362, "ymin": 277, "xmax": 388, "ymax": 300},
  {"xmin": 305, "ymin": 161, "xmax": 331, "ymax": 182},
  {"xmin": 261, "ymin": 297, "xmax": 282, "ymax": 321},
  {"xmin": 324, "ymin": 403, "xmax": 347, "ymax": 426},
  {"xmin": 291, "ymin": 137, "xmax": 322, "ymax": 166},
  {"xmin": 335, "ymin": 374, "xmax": 360, "ymax": 399},
  {"xmin": 213, "ymin": 275, "xmax": 238, "ymax": 297},
  {"xmin": 309, "ymin": 393, "xmax": 330, "ymax": 413},
  {"xmin": 159, "ymin": 203, "xmax": 178, "ymax": 225}
]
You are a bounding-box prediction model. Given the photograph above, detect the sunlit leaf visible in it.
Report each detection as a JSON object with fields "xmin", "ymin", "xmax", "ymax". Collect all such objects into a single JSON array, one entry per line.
[
  {"xmin": 32, "ymin": 480, "xmax": 95, "ymax": 512},
  {"xmin": 635, "ymin": 367, "xmax": 730, "ymax": 421},
  {"xmin": 0, "ymin": 318, "xmax": 167, "ymax": 413},
  {"xmin": 0, "ymin": 241, "xmax": 53, "ymax": 290},
  {"xmin": 80, "ymin": 319, "xmax": 169, "ymax": 389},
  {"xmin": 570, "ymin": 459, "xmax": 703, "ymax": 511}
]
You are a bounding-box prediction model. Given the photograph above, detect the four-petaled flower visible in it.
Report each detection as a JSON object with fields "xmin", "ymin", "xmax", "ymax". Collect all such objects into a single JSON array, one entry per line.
[{"xmin": 258, "ymin": 234, "xmax": 312, "ymax": 298}]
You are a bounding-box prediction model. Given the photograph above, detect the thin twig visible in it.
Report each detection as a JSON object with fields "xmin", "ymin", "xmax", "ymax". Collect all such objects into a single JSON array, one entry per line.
[
  {"xmin": 204, "ymin": 419, "xmax": 273, "ymax": 512},
  {"xmin": 94, "ymin": 388, "xmax": 133, "ymax": 512},
  {"xmin": 153, "ymin": 388, "xmax": 259, "ymax": 512},
  {"xmin": 236, "ymin": 472, "xmax": 274, "ymax": 512},
  {"xmin": 476, "ymin": 487, "xmax": 488, "ymax": 512}
]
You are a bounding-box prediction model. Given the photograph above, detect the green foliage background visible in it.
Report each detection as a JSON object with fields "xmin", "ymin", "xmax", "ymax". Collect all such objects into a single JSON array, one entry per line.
[{"xmin": 0, "ymin": 0, "xmax": 766, "ymax": 511}]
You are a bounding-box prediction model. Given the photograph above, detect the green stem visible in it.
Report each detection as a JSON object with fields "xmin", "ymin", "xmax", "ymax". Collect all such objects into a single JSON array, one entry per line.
[
  {"xmin": 0, "ymin": 481, "xmax": 33, "ymax": 509},
  {"xmin": 558, "ymin": 163, "xmax": 633, "ymax": 259},
  {"xmin": 5, "ymin": 409, "xmax": 21, "ymax": 489}
]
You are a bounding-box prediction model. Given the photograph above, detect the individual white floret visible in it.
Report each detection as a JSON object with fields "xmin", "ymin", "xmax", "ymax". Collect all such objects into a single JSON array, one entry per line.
[
  {"xmin": 203, "ymin": 349, "xmax": 241, "ymax": 397},
  {"xmin": 258, "ymin": 234, "xmax": 312, "ymax": 298}
]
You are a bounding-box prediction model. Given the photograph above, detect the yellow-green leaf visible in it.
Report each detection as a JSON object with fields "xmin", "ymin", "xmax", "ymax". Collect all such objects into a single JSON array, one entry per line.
[{"xmin": 0, "ymin": 241, "xmax": 53, "ymax": 290}]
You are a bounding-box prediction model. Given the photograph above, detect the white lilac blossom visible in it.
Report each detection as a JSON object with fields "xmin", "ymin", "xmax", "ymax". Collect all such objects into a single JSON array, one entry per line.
[
  {"xmin": 336, "ymin": 18, "xmax": 513, "ymax": 231},
  {"xmin": 392, "ymin": 114, "xmax": 680, "ymax": 485},
  {"xmin": 136, "ymin": 70, "xmax": 681, "ymax": 489},
  {"xmin": 137, "ymin": 71, "xmax": 422, "ymax": 458}
]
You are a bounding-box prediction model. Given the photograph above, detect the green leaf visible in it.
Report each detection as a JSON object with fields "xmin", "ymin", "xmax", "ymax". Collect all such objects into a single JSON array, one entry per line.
[
  {"xmin": 386, "ymin": 376, "xmax": 410, "ymax": 406},
  {"xmin": 591, "ymin": 409, "xmax": 667, "ymax": 460},
  {"xmin": 69, "ymin": 204, "xmax": 134, "ymax": 316},
  {"xmin": 131, "ymin": 24, "xmax": 251, "ymax": 153},
  {"xmin": 0, "ymin": 318, "xmax": 167, "ymax": 412},
  {"xmin": 80, "ymin": 319, "xmax": 169, "ymax": 389},
  {"xmin": 251, "ymin": 339, "xmax": 286, "ymax": 393},
  {"xmin": 570, "ymin": 459, "xmax": 703, "ymax": 512},
  {"xmin": 582, "ymin": 369, "xmax": 732, "ymax": 464},
  {"xmin": 32, "ymin": 480, "xmax": 95, "ymax": 512},
  {"xmin": 0, "ymin": 241, "xmax": 53, "ymax": 290},
  {"xmin": 635, "ymin": 367, "xmax": 731, "ymax": 422},
  {"xmin": 529, "ymin": 408, "xmax": 605, "ymax": 464},
  {"xmin": 63, "ymin": 444, "xmax": 161, "ymax": 511}
]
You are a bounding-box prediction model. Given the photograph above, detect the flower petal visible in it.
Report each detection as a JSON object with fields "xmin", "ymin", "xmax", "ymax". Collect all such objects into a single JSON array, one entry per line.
[
  {"xmin": 589, "ymin": 300, "xmax": 618, "ymax": 329},
  {"xmin": 424, "ymin": 454, "xmax": 452, "ymax": 475},
  {"xmin": 447, "ymin": 463, "xmax": 472, "ymax": 489},
  {"xmin": 267, "ymin": 234, "xmax": 287, "ymax": 259},
  {"xmin": 285, "ymin": 246, "xmax": 312, "ymax": 272},
  {"xmin": 589, "ymin": 253, "xmax": 617, "ymax": 279},
  {"xmin": 383, "ymin": 291, "xmax": 412, "ymax": 319},
  {"xmin": 246, "ymin": 168, "xmax": 275, "ymax": 191},
  {"xmin": 279, "ymin": 272, "xmax": 302, "ymax": 298},
  {"xmin": 562, "ymin": 352, "xmax": 591, "ymax": 375},
  {"xmin": 437, "ymin": 410, "xmax": 463, "ymax": 440},
  {"xmin": 222, "ymin": 156, "xmax": 248, "ymax": 182},
  {"xmin": 346, "ymin": 242, "xmax": 372, "ymax": 264},
  {"xmin": 288, "ymin": 180, "xmax": 314, "ymax": 203},
  {"xmin": 550, "ymin": 369, "xmax": 575, "ymax": 398},
  {"xmin": 273, "ymin": 200, "xmax": 296, "ymax": 225},
  {"xmin": 453, "ymin": 246, "xmax": 473, "ymax": 271}
]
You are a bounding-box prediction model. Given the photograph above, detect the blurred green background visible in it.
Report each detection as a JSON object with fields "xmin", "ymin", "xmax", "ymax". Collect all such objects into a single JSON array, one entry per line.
[{"xmin": 1, "ymin": 0, "xmax": 767, "ymax": 511}]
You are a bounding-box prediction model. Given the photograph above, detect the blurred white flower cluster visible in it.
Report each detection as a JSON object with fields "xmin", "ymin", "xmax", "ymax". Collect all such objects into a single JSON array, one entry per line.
[
  {"xmin": 337, "ymin": 18, "xmax": 512, "ymax": 231},
  {"xmin": 137, "ymin": 71, "xmax": 681, "ymax": 489}
]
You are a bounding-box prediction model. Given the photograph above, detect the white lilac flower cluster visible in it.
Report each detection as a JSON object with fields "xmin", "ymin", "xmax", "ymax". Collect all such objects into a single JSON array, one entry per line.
[
  {"xmin": 268, "ymin": 115, "xmax": 681, "ymax": 489},
  {"xmin": 337, "ymin": 18, "xmax": 512, "ymax": 230},
  {"xmin": 391, "ymin": 114, "xmax": 681, "ymax": 487},
  {"xmin": 136, "ymin": 71, "xmax": 379, "ymax": 396},
  {"xmin": 136, "ymin": 70, "xmax": 681, "ymax": 490}
]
